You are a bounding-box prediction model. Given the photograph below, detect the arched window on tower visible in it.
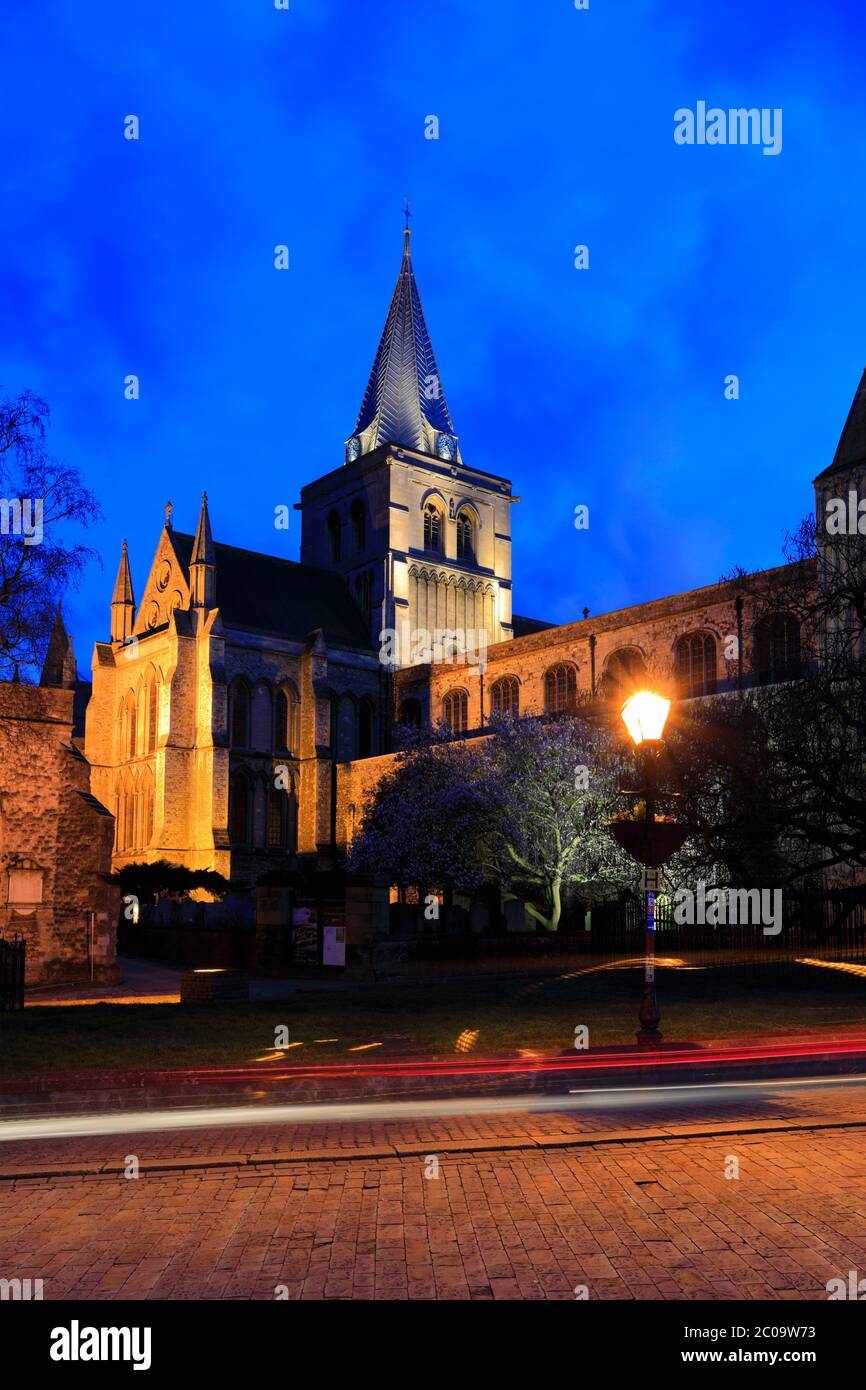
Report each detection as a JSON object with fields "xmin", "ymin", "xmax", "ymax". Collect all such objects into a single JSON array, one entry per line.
[
  {"xmin": 544, "ymin": 663, "xmax": 577, "ymax": 715},
  {"xmin": 349, "ymin": 499, "xmax": 366, "ymax": 554},
  {"xmin": 230, "ymin": 681, "xmax": 250, "ymax": 748},
  {"xmin": 491, "ymin": 676, "xmax": 519, "ymax": 720},
  {"xmin": 354, "ymin": 570, "xmax": 373, "ymax": 614},
  {"xmin": 456, "ymin": 510, "xmax": 474, "ymax": 562},
  {"xmin": 423, "ymin": 502, "xmax": 442, "ymax": 553},
  {"xmin": 675, "ymin": 632, "xmax": 717, "ymax": 697},
  {"xmin": 229, "ymin": 769, "xmax": 252, "ymax": 845},
  {"xmin": 443, "ymin": 689, "xmax": 468, "ymax": 733},
  {"xmin": 754, "ymin": 613, "xmax": 801, "ymax": 686},
  {"xmin": 327, "ymin": 510, "xmax": 342, "ymax": 562}
]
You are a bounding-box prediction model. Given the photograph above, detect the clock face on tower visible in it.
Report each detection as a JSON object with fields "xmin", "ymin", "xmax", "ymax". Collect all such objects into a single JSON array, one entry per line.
[
  {"xmin": 345, "ymin": 436, "xmax": 361, "ymax": 463},
  {"xmin": 436, "ymin": 433, "xmax": 456, "ymax": 461}
]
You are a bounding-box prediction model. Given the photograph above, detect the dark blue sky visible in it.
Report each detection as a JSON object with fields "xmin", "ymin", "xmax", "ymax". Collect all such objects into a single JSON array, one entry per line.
[{"xmin": 2, "ymin": 0, "xmax": 865, "ymax": 669}]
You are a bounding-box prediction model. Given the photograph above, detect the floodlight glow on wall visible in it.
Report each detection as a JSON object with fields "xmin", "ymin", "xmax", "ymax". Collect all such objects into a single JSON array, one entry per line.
[{"xmin": 620, "ymin": 690, "xmax": 671, "ymax": 746}]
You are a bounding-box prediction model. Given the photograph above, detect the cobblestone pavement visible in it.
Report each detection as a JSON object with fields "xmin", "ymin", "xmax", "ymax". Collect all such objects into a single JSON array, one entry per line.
[{"xmin": 2, "ymin": 1084, "xmax": 866, "ymax": 1299}]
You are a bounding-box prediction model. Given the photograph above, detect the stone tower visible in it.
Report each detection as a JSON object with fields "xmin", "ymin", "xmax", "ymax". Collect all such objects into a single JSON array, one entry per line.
[{"xmin": 300, "ymin": 223, "xmax": 517, "ymax": 666}]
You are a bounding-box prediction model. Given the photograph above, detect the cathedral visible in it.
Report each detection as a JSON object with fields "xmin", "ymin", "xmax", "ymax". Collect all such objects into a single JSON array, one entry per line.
[{"xmin": 80, "ymin": 223, "xmax": 866, "ymax": 951}]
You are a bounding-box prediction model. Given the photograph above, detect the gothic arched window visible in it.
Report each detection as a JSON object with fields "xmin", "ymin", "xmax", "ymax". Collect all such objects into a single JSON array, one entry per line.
[
  {"xmin": 350, "ymin": 499, "xmax": 366, "ymax": 554},
  {"xmin": 251, "ymin": 681, "xmax": 273, "ymax": 751},
  {"xmin": 443, "ymin": 689, "xmax": 468, "ymax": 733},
  {"xmin": 267, "ymin": 781, "xmax": 289, "ymax": 849},
  {"xmin": 139, "ymin": 767, "xmax": 154, "ymax": 848},
  {"xmin": 125, "ymin": 692, "xmax": 137, "ymax": 759},
  {"xmin": 275, "ymin": 683, "xmax": 300, "ymax": 756},
  {"xmin": 491, "ymin": 675, "xmax": 519, "ymax": 720},
  {"xmin": 398, "ymin": 698, "xmax": 422, "ymax": 728},
  {"xmin": 674, "ymin": 632, "xmax": 717, "ymax": 697},
  {"xmin": 115, "ymin": 775, "xmax": 131, "ymax": 851},
  {"xmin": 754, "ymin": 613, "xmax": 801, "ymax": 686},
  {"xmin": 423, "ymin": 503, "xmax": 442, "ymax": 552},
  {"xmin": 229, "ymin": 769, "xmax": 252, "ymax": 844},
  {"xmin": 124, "ymin": 777, "xmax": 137, "ymax": 850},
  {"xmin": 544, "ymin": 663, "xmax": 577, "ymax": 715},
  {"xmin": 146, "ymin": 675, "xmax": 158, "ymax": 753},
  {"xmin": 327, "ymin": 510, "xmax": 342, "ymax": 562},
  {"xmin": 456, "ymin": 510, "xmax": 474, "ymax": 561},
  {"xmin": 601, "ymin": 648, "xmax": 647, "ymax": 702},
  {"xmin": 354, "ymin": 570, "xmax": 373, "ymax": 614},
  {"xmin": 230, "ymin": 681, "xmax": 251, "ymax": 748}
]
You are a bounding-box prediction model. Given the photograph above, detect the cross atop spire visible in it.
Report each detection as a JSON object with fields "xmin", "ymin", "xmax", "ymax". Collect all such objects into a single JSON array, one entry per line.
[{"xmin": 347, "ymin": 222, "xmax": 459, "ymax": 464}]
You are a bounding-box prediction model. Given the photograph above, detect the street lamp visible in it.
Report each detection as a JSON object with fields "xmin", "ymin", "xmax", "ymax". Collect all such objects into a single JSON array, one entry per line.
[
  {"xmin": 620, "ymin": 690, "xmax": 670, "ymax": 747},
  {"xmin": 617, "ymin": 690, "xmax": 676, "ymax": 1046}
]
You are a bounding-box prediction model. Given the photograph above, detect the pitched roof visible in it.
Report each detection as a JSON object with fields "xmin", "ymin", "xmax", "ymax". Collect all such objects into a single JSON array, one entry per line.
[
  {"xmin": 512, "ymin": 613, "xmax": 554, "ymax": 638},
  {"xmin": 351, "ymin": 228, "xmax": 457, "ymax": 458},
  {"xmin": 171, "ymin": 534, "xmax": 374, "ymax": 649},
  {"xmin": 816, "ymin": 367, "xmax": 866, "ymax": 480}
]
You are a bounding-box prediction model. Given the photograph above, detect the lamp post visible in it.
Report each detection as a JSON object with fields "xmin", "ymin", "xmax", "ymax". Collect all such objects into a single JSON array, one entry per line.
[{"xmin": 611, "ymin": 690, "xmax": 685, "ymax": 1047}]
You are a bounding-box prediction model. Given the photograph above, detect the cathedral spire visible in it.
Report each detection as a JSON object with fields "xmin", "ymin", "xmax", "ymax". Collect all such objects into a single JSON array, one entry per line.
[
  {"xmin": 110, "ymin": 539, "xmax": 135, "ymax": 644},
  {"xmin": 815, "ymin": 367, "xmax": 866, "ymax": 481},
  {"xmin": 190, "ymin": 492, "xmax": 216, "ymax": 608},
  {"xmin": 40, "ymin": 602, "xmax": 78, "ymax": 689},
  {"xmin": 346, "ymin": 219, "xmax": 459, "ymax": 464}
]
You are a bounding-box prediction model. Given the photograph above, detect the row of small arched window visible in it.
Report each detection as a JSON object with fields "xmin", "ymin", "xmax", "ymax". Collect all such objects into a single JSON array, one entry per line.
[
  {"xmin": 432, "ymin": 615, "xmax": 803, "ymax": 732},
  {"xmin": 229, "ymin": 680, "xmax": 301, "ymax": 755},
  {"xmin": 228, "ymin": 770, "xmax": 298, "ymax": 851},
  {"xmin": 229, "ymin": 680, "xmax": 379, "ymax": 760},
  {"xmin": 425, "ymin": 503, "xmax": 474, "ymax": 560},
  {"xmin": 327, "ymin": 499, "xmax": 476, "ymax": 563},
  {"xmin": 120, "ymin": 673, "xmax": 160, "ymax": 760},
  {"xmin": 673, "ymin": 615, "xmax": 801, "ymax": 695},
  {"xmin": 114, "ymin": 768, "xmax": 154, "ymax": 852}
]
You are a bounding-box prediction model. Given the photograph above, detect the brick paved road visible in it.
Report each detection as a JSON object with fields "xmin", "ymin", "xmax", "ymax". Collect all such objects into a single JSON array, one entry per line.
[
  {"xmin": 5, "ymin": 1074, "xmax": 866, "ymax": 1167},
  {"xmin": 3, "ymin": 1091, "xmax": 866, "ymax": 1299}
]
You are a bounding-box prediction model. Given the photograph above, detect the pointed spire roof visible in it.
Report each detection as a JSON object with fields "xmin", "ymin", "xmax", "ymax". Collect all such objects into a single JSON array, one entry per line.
[
  {"xmin": 40, "ymin": 602, "xmax": 78, "ymax": 689},
  {"xmin": 350, "ymin": 222, "xmax": 458, "ymax": 460},
  {"xmin": 111, "ymin": 539, "xmax": 135, "ymax": 608},
  {"xmin": 817, "ymin": 367, "xmax": 866, "ymax": 480},
  {"xmin": 191, "ymin": 492, "xmax": 215, "ymax": 567}
]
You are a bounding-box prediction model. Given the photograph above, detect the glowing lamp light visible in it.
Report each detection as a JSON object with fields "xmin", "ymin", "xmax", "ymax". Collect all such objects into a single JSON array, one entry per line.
[{"xmin": 621, "ymin": 690, "xmax": 671, "ymax": 746}]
